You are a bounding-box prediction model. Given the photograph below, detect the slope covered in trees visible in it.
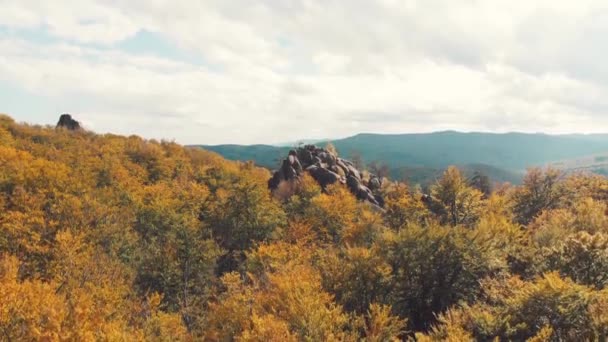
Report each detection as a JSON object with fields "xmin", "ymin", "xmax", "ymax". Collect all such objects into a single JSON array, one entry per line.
[
  {"xmin": 3, "ymin": 114, "xmax": 608, "ymax": 340},
  {"xmin": 200, "ymin": 131, "xmax": 608, "ymax": 185}
]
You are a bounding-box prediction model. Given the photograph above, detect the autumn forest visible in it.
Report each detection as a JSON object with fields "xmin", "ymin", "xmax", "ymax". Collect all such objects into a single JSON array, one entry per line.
[{"xmin": 3, "ymin": 114, "xmax": 608, "ymax": 341}]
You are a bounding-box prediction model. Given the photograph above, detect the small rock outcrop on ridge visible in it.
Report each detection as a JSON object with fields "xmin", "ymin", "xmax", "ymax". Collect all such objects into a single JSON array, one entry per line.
[
  {"xmin": 56, "ymin": 114, "xmax": 81, "ymax": 130},
  {"xmin": 269, "ymin": 144, "xmax": 384, "ymax": 207}
]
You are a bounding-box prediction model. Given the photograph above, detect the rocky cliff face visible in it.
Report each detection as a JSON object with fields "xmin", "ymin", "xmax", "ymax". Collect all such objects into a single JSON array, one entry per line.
[
  {"xmin": 56, "ymin": 114, "xmax": 81, "ymax": 130},
  {"xmin": 268, "ymin": 145, "xmax": 384, "ymax": 207}
]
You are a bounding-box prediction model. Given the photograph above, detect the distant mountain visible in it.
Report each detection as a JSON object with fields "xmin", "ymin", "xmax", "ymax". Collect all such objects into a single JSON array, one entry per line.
[
  {"xmin": 394, "ymin": 164, "xmax": 524, "ymax": 187},
  {"xmin": 200, "ymin": 144, "xmax": 290, "ymax": 169},
  {"xmin": 198, "ymin": 131, "xmax": 608, "ymax": 185},
  {"xmin": 548, "ymin": 152, "xmax": 608, "ymax": 178}
]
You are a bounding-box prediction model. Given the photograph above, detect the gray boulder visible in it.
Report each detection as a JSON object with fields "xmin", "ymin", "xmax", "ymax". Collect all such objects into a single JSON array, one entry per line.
[
  {"xmin": 268, "ymin": 144, "xmax": 384, "ymax": 207},
  {"xmin": 56, "ymin": 114, "xmax": 81, "ymax": 130}
]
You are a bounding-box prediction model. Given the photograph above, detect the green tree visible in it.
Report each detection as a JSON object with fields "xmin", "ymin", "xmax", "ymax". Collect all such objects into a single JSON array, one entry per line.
[
  {"xmin": 379, "ymin": 224, "xmax": 498, "ymax": 330},
  {"xmin": 430, "ymin": 166, "xmax": 484, "ymax": 227},
  {"xmin": 133, "ymin": 182, "xmax": 220, "ymax": 332},
  {"xmin": 201, "ymin": 173, "xmax": 286, "ymax": 273},
  {"xmin": 544, "ymin": 232, "xmax": 608, "ymax": 289},
  {"xmin": 318, "ymin": 246, "xmax": 392, "ymax": 314},
  {"xmin": 469, "ymin": 170, "xmax": 492, "ymax": 197},
  {"xmin": 325, "ymin": 142, "xmax": 338, "ymax": 156},
  {"xmin": 368, "ymin": 160, "xmax": 391, "ymax": 179},
  {"xmin": 512, "ymin": 168, "xmax": 564, "ymax": 225},
  {"xmin": 421, "ymin": 273, "xmax": 602, "ymax": 341},
  {"xmin": 382, "ymin": 183, "xmax": 430, "ymax": 230}
]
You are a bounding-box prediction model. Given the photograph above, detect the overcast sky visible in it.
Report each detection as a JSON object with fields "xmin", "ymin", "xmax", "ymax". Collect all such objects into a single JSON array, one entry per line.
[{"xmin": 1, "ymin": 1, "xmax": 608, "ymax": 144}]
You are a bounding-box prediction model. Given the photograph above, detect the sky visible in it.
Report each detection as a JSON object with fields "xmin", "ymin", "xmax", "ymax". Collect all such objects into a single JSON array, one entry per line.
[{"xmin": 1, "ymin": 1, "xmax": 608, "ymax": 144}]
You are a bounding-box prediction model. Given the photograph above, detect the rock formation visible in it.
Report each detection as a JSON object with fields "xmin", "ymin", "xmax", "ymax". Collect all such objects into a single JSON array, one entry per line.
[
  {"xmin": 268, "ymin": 144, "xmax": 384, "ymax": 207},
  {"xmin": 56, "ymin": 114, "xmax": 81, "ymax": 130}
]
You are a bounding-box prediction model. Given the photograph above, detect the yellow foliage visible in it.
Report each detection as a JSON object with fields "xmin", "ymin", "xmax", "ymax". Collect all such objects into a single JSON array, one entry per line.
[
  {"xmin": 431, "ymin": 166, "xmax": 484, "ymax": 227},
  {"xmin": 308, "ymin": 184, "xmax": 359, "ymax": 243},
  {"xmin": 5, "ymin": 114, "xmax": 608, "ymax": 340},
  {"xmin": 383, "ymin": 182, "xmax": 430, "ymax": 229},
  {"xmin": 206, "ymin": 258, "xmax": 355, "ymax": 341},
  {"xmin": 526, "ymin": 326, "xmax": 554, "ymax": 342},
  {"xmin": 364, "ymin": 303, "xmax": 407, "ymax": 341},
  {"xmin": 239, "ymin": 314, "xmax": 298, "ymax": 342}
]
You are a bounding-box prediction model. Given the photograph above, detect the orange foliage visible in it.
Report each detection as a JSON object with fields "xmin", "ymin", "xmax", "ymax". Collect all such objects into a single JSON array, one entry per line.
[{"xmin": 5, "ymin": 115, "xmax": 608, "ymax": 340}]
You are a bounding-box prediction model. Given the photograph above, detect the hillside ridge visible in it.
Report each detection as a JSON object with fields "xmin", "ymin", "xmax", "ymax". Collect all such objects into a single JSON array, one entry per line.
[{"xmin": 199, "ymin": 131, "xmax": 608, "ymax": 185}]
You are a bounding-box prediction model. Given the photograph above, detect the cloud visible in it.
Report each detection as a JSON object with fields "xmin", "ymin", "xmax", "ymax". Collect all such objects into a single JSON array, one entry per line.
[
  {"xmin": 0, "ymin": 0, "xmax": 139, "ymax": 43},
  {"xmin": 1, "ymin": 0, "xmax": 608, "ymax": 144}
]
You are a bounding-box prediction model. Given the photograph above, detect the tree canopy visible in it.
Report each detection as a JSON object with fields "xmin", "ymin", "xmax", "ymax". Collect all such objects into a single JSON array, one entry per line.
[{"xmin": 2, "ymin": 114, "xmax": 608, "ymax": 340}]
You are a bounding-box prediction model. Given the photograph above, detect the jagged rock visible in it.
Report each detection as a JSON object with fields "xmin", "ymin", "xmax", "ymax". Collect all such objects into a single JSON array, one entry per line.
[
  {"xmin": 298, "ymin": 148, "xmax": 314, "ymax": 165},
  {"xmin": 374, "ymin": 194, "xmax": 385, "ymax": 207},
  {"xmin": 346, "ymin": 174, "xmax": 379, "ymax": 206},
  {"xmin": 346, "ymin": 164, "xmax": 361, "ymax": 180},
  {"xmin": 346, "ymin": 174, "xmax": 361, "ymax": 193},
  {"xmin": 336, "ymin": 159, "xmax": 349, "ymax": 173},
  {"xmin": 288, "ymin": 150, "xmax": 303, "ymax": 174},
  {"xmin": 281, "ymin": 159, "xmax": 298, "ymax": 180},
  {"xmin": 309, "ymin": 165, "xmax": 341, "ymax": 188},
  {"xmin": 330, "ymin": 164, "xmax": 346, "ymax": 178},
  {"xmin": 56, "ymin": 114, "xmax": 81, "ymax": 130},
  {"xmin": 317, "ymin": 151, "xmax": 336, "ymax": 165},
  {"xmin": 359, "ymin": 187, "xmax": 379, "ymax": 206},
  {"xmin": 268, "ymin": 171, "xmax": 282, "ymax": 190},
  {"xmin": 368, "ymin": 174, "xmax": 382, "ymax": 191},
  {"xmin": 269, "ymin": 144, "xmax": 384, "ymax": 207}
]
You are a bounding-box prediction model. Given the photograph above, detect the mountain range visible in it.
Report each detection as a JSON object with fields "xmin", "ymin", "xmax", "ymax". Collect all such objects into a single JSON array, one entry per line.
[{"xmin": 197, "ymin": 131, "xmax": 608, "ymax": 186}]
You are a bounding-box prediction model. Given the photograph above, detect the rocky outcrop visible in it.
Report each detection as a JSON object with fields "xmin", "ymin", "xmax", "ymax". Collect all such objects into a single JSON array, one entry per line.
[
  {"xmin": 56, "ymin": 114, "xmax": 81, "ymax": 130},
  {"xmin": 269, "ymin": 144, "xmax": 384, "ymax": 207}
]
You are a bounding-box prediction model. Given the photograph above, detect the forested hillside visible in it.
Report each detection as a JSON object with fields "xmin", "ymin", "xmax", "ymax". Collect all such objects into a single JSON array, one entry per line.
[
  {"xmin": 4, "ymin": 114, "xmax": 608, "ymax": 340},
  {"xmin": 201, "ymin": 131, "xmax": 608, "ymax": 185}
]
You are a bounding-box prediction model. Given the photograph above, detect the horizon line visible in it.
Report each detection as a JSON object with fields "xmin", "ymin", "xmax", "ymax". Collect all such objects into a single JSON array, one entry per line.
[{"xmin": 197, "ymin": 130, "xmax": 608, "ymax": 147}]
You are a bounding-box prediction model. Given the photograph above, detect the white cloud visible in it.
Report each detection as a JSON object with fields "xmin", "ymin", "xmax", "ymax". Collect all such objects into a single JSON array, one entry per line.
[
  {"xmin": 0, "ymin": 0, "xmax": 139, "ymax": 43},
  {"xmin": 1, "ymin": 0, "xmax": 608, "ymax": 144}
]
